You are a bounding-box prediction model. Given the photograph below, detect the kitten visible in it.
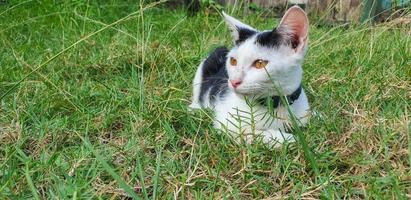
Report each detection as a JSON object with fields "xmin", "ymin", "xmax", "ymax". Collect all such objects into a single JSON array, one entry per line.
[{"xmin": 190, "ymin": 6, "xmax": 310, "ymax": 146}]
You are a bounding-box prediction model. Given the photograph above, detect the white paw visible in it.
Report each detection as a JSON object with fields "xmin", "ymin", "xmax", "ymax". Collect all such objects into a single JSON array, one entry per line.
[
  {"xmin": 261, "ymin": 130, "xmax": 295, "ymax": 148},
  {"xmin": 188, "ymin": 102, "xmax": 202, "ymax": 111}
]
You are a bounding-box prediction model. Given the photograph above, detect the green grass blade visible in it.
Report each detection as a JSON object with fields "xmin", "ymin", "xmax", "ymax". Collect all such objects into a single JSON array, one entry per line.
[
  {"xmin": 152, "ymin": 148, "xmax": 163, "ymax": 200},
  {"xmin": 136, "ymin": 149, "xmax": 149, "ymax": 200},
  {"xmin": 25, "ymin": 164, "xmax": 40, "ymax": 200},
  {"xmin": 79, "ymin": 119, "xmax": 140, "ymax": 199},
  {"xmin": 82, "ymin": 137, "xmax": 140, "ymax": 199}
]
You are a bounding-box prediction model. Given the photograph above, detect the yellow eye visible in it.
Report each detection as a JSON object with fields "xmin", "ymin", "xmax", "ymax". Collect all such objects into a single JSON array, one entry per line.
[
  {"xmin": 230, "ymin": 57, "xmax": 237, "ymax": 66},
  {"xmin": 254, "ymin": 59, "xmax": 268, "ymax": 69}
]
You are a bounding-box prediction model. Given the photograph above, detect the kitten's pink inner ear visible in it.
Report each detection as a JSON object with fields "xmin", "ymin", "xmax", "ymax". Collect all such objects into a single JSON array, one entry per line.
[{"xmin": 279, "ymin": 6, "xmax": 309, "ymax": 46}]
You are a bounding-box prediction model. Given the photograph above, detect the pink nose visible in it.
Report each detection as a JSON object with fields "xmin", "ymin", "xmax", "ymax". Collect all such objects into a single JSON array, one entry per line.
[{"xmin": 230, "ymin": 80, "xmax": 242, "ymax": 88}]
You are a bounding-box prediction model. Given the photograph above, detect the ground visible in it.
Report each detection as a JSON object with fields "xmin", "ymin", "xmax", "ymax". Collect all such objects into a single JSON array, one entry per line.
[{"xmin": 0, "ymin": 1, "xmax": 410, "ymax": 199}]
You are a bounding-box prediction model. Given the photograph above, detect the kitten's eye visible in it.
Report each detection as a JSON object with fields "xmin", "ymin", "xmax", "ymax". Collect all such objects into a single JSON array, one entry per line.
[
  {"xmin": 230, "ymin": 57, "xmax": 237, "ymax": 66},
  {"xmin": 254, "ymin": 59, "xmax": 268, "ymax": 69}
]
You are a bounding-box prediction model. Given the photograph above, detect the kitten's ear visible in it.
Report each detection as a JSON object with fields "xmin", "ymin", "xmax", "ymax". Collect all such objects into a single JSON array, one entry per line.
[
  {"xmin": 277, "ymin": 6, "xmax": 309, "ymax": 52},
  {"xmin": 222, "ymin": 11, "xmax": 257, "ymax": 44}
]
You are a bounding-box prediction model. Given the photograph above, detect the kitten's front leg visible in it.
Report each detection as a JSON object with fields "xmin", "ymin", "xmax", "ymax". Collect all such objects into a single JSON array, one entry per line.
[{"xmin": 261, "ymin": 129, "xmax": 295, "ymax": 147}]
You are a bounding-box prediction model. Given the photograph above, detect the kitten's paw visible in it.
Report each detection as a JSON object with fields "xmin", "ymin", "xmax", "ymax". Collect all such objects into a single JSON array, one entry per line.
[
  {"xmin": 261, "ymin": 130, "xmax": 295, "ymax": 148},
  {"xmin": 188, "ymin": 102, "xmax": 202, "ymax": 111}
]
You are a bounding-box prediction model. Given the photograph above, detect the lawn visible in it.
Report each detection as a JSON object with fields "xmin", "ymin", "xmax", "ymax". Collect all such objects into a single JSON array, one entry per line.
[{"xmin": 0, "ymin": 1, "xmax": 410, "ymax": 199}]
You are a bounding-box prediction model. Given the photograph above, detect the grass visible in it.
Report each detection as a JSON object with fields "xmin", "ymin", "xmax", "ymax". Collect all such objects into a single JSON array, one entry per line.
[{"xmin": 0, "ymin": 0, "xmax": 410, "ymax": 199}]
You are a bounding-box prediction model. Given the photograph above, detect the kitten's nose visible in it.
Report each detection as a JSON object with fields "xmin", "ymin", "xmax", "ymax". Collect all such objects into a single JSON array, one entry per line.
[{"xmin": 230, "ymin": 79, "xmax": 242, "ymax": 88}]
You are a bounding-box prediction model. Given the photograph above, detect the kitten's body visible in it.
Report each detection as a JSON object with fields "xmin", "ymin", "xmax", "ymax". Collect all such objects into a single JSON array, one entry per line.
[{"xmin": 190, "ymin": 7, "xmax": 311, "ymax": 145}]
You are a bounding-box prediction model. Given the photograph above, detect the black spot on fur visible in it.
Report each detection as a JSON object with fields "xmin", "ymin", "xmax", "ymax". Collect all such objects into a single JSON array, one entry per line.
[
  {"xmin": 255, "ymin": 29, "xmax": 285, "ymax": 48},
  {"xmin": 236, "ymin": 27, "xmax": 257, "ymax": 45},
  {"xmin": 200, "ymin": 47, "xmax": 230, "ymax": 104}
]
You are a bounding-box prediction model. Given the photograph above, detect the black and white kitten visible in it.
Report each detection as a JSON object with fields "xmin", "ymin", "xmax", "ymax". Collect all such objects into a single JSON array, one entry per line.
[{"xmin": 190, "ymin": 6, "xmax": 310, "ymax": 146}]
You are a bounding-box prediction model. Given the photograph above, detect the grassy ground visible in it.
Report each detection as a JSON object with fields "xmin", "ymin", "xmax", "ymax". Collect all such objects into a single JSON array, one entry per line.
[{"xmin": 1, "ymin": 1, "xmax": 410, "ymax": 199}]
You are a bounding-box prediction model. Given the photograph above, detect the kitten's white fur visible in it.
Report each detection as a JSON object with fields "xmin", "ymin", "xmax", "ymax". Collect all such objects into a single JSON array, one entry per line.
[
  {"xmin": 190, "ymin": 7, "xmax": 310, "ymax": 146},
  {"xmin": 189, "ymin": 60, "xmax": 204, "ymax": 109}
]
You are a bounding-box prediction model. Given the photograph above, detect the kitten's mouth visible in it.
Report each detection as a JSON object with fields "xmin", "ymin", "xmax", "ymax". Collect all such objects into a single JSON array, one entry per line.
[
  {"xmin": 235, "ymin": 91, "xmax": 249, "ymax": 95},
  {"xmin": 230, "ymin": 87, "xmax": 246, "ymax": 95},
  {"xmin": 229, "ymin": 82, "xmax": 263, "ymax": 96},
  {"xmin": 232, "ymin": 88, "xmax": 254, "ymax": 96}
]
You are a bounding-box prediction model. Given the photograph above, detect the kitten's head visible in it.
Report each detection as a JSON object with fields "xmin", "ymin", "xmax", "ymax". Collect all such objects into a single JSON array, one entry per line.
[{"xmin": 223, "ymin": 6, "xmax": 308, "ymax": 97}]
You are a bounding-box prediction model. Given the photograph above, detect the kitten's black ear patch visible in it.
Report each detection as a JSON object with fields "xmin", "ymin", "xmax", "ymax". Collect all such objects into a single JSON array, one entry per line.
[
  {"xmin": 222, "ymin": 11, "xmax": 257, "ymax": 45},
  {"xmin": 236, "ymin": 27, "xmax": 258, "ymax": 45},
  {"xmin": 255, "ymin": 30, "xmax": 284, "ymax": 47}
]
